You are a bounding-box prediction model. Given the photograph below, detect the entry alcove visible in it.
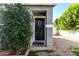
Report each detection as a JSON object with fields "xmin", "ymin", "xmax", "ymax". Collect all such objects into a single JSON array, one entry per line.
[{"xmin": 32, "ymin": 11, "xmax": 47, "ymax": 47}]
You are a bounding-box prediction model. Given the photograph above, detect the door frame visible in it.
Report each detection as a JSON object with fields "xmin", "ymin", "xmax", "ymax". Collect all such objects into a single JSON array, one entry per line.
[{"xmin": 34, "ymin": 16, "xmax": 46, "ymax": 43}]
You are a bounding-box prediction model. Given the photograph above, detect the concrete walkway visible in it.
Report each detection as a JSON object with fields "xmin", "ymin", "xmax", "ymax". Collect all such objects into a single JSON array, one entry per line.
[{"xmin": 53, "ymin": 36, "xmax": 76, "ymax": 56}]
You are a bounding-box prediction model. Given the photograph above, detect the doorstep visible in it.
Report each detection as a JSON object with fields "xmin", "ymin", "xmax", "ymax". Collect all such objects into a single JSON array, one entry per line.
[{"xmin": 30, "ymin": 46, "xmax": 53, "ymax": 51}]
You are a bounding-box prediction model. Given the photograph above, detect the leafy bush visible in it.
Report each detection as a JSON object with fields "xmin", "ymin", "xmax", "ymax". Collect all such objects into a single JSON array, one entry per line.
[
  {"xmin": 1, "ymin": 3, "xmax": 32, "ymax": 54},
  {"xmin": 71, "ymin": 47, "xmax": 79, "ymax": 56},
  {"xmin": 54, "ymin": 4, "xmax": 79, "ymax": 30}
]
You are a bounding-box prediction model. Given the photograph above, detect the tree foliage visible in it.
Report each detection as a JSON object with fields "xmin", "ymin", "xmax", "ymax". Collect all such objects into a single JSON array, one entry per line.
[
  {"xmin": 1, "ymin": 3, "xmax": 32, "ymax": 54},
  {"xmin": 54, "ymin": 4, "xmax": 79, "ymax": 30}
]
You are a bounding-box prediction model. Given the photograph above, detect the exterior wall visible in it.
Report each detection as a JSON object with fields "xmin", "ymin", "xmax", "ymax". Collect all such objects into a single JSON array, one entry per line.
[
  {"xmin": 53, "ymin": 26, "xmax": 58, "ymax": 35},
  {"xmin": 46, "ymin": 6, "xmax": 53, "ymax": 50},
  {"xmin": 24, "ymin": 5, "xmax": 53, "ymax": 50},
  {"xmin": 59, "ymin": 30, "xmax": 79, "ymax": 41}
]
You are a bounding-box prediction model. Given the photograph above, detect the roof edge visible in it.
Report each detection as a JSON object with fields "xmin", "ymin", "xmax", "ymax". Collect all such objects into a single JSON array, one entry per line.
[
  {"xmin": 22, "ymin": 3, "xmax": 56, "ymax": 6},
  {"xmin": 0, "ymin": 3, "xmax": 56, "ymax": 7}
]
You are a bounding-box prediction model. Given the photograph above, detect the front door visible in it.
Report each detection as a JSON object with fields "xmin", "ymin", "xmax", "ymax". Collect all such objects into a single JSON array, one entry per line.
[{"xmin": 35, "ymin": 18, "xmax": 45, "ymax": 41}]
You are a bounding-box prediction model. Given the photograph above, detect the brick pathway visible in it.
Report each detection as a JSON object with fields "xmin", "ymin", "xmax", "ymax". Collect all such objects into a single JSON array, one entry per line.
[{"xmin": 53, "ymin": 36, "xmax": 76, "ymax": 56}]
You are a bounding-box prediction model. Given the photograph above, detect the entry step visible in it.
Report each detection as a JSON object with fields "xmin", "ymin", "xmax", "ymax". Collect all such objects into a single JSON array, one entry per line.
[{"xmin": 32, "ymin": 41, "xmax": 46, "ymax": 47}]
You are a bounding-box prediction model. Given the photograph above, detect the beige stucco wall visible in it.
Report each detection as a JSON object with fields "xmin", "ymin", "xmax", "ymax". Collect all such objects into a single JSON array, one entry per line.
[
  {"xmin": 59, "ymin": 30, "xmax": 79, "ymax": 42},
  {"xmin": 53, "ymin": 26, "xmax": 58, "ymax": 35},
  {"xmin": 24, "ymin": 5, "xmax": 53, "ymax": 50}
]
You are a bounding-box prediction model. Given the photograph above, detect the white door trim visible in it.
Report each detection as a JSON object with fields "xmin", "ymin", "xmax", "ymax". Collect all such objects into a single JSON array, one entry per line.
[{"xmin": 34, "ymin": 16, "xmax": 45, "ymax": 18}]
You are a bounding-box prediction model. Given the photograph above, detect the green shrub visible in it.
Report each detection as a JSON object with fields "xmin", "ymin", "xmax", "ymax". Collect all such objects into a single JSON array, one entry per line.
[
  {"xmin": 1, "ymin": 3, "xmax": 32, "ymax": 54},
  {"xmin": 54, "ymin": 4, "xmax": 79, "ymax": 30},
  {"xmin": 71, "ymin": 47, "xmax": 79, "ymax": 56}
]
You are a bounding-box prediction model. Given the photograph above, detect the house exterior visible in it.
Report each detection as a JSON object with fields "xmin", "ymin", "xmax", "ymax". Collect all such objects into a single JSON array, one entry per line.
[
  {"xmin": 23, "ymin": 4, "xmax": 54, "ymax": 50},
  {"xmin": 0, "ymin": 4, "xmax": 54, "ymax": 50}
]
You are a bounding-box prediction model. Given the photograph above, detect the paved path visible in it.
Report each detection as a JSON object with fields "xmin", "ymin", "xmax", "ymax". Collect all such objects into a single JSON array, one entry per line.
[{"xmin": 53, "ymin": 36, "xmax": 76, "ymax": 56}]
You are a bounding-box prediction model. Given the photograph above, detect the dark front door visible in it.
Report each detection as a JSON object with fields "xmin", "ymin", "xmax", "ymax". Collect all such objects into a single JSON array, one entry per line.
[{"xmin": 35, "ymin": 18, "xmax": 45, "ymax": 41}]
